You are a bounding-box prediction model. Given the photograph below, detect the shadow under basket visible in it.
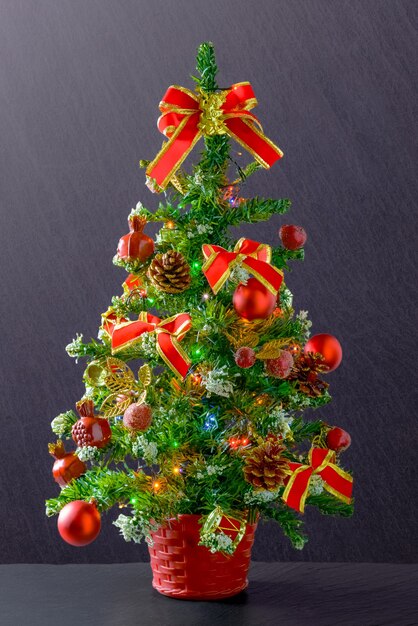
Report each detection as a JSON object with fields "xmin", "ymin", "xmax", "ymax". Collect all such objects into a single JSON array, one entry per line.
[{"xmin": 148, "ymin": 513, "xmax": 257, "ymax": 600}]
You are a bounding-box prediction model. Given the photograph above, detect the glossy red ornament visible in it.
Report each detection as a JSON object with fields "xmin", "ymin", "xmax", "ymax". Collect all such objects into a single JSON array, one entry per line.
[
  {"xmin": 117, "ymin": 215, "xmax": 154, "ymax": 262},
  {"xmin": 234, "ymin": 346, "xmax": 256, "ymax": 368},
  {"xmin": 233, "ymin": 278, "xmax": 277, "ymax": 321},
  {"xmin": 326, "ymin": 427, "xmax": 351, "ymax": 452},
  {"xmin": 279, "ymin": 224, "xmax": 307, "ymax": 250},
  {"xmin": 58, "ymin": 500, "xmax": 101, "ymax": 547},
  {"xmin": 123, "ymin": 402, "xmax": 153, "ymax": 431},
  {"xmin": 304, "ymin": 334, "xmax": 342, "ymax": 373},
  {"xmin": 265, "ymin": 350, "xmax": 294, "ymax": 378},
  {"xmin": 72, "ymin": 399, "xmax": 111, "ymax": 448},
  {"xmin": 49, "ymin": 441, "xmax": 86, "ymax": 487}
]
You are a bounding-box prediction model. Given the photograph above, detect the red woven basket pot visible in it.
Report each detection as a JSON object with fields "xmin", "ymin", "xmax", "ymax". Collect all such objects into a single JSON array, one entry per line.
[{"xmin": 148, "ymin": 513, "xmax": 257, "ymax": 600}]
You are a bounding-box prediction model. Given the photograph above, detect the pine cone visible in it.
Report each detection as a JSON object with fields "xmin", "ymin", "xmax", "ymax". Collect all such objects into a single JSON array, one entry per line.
[
  {"xmin": 243, "ymin": 438, "xmax": 289, "ymax": 490},
  {"xmin": 147, "ymin": 251, "xmax": 191, "ymax": 293},
  {"xmin": 288, "ymin": 352, "xmax": 329, "ymax": 397}
]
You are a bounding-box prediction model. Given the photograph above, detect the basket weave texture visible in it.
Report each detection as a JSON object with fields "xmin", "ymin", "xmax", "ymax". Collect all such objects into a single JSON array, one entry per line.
[{"xmin": 148, "ymin": 513, "xmax": 257, "ymax": 600}]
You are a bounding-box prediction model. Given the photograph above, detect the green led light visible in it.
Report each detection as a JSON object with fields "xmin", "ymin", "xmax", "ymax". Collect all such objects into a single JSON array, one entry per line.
[
  {"xmin": 172, "ymin": 441, "xmax": 179, "ymax": 448},
  {"xmin": 147, "ymin": 297, "xmax": 155, "ymax": 305},
  {"xmin": 130, "ymin": 497, "xmax": 138, "ymax": 505}
]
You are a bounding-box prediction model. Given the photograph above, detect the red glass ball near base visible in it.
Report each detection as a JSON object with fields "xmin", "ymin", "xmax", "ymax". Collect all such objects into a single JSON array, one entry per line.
[
  {"xmin": 304, "ymin": 333, "xmax": 342, "ymax": 373},
  {"xmin": 58, "ymin": 501, "xmax": 101, "ymax": 547},
  {"xmin": 233, "ymin": 278, "xmax": 277, "ymax": 321}
]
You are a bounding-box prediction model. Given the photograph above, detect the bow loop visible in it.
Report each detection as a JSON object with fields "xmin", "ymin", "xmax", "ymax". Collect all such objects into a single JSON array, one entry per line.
[
  {"xmin": 283, "ymin": 447, "xmax": 353, "ymax": 513},
  {"xmin": 146, "ymin": 82, "xmax": 283, "ymax": 192},
  {"xmin": 102, "ymin": 310, "xmax": 192, "ymax": 379},
  {"xmin": 202, "ymin": 238, "xmax": 283, "ymax": 295}
]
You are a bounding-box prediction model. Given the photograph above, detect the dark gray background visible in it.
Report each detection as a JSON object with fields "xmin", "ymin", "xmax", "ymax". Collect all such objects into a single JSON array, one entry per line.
[{"xmin": 0, "ymin": 0, "xmax": 416, "ymax": 564}]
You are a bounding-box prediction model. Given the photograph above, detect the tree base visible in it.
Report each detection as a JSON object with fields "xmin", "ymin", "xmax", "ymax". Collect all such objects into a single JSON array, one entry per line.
[{"xmin": 148, "ymin": 514, "xmax": 257, "ymax": 600}]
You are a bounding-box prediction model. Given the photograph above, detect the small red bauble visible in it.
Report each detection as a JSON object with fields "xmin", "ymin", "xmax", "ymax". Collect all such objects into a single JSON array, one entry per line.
[
  {"xmin": 117, "ymin": 215, "xmax": 154, "ymax": 262},
  {"xmin": 233, "ymin": 278, "xmax": 277, "ymax": 321},
  {"xmin": 279, "ymin": 224, "xmax": 307, "ymax": 250},
  {"xmin": 326, "ymin": 427, "xmax": 351, "ymax": 452},
  {"xmin": 265, "ymin": 350, "xmax": 294, "ymax": 378},
  {"xmin": 234, "ymin": 346, "xmax": 256, "ymax": 368},
  {"xmin": 49, "ymin": 441, "xmax": 86, "ymax": 487},
  {"xmin": 72, "ymin": 399, "xmax": 111, "ymax": 448},
  {"xmin": 304, "ymin": 334, "xmax": 342, "ymax": 373},
  {"xmin": 58, "ymin": 501, "xmax": 101, "ymax": 547},
  {"xmin": 123, "ymin": 402, "xmax": 153, "ymax": 431}
]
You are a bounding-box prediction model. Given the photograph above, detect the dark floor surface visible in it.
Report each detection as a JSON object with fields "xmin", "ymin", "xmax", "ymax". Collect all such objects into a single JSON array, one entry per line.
[{"xmin": 0, "ymin": 562, "xmax": 417, "ymax": 625}]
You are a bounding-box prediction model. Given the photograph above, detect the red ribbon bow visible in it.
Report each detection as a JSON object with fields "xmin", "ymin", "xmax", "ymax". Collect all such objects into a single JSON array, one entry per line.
[
  {"xmin": 102, "ymin": 309, "xmax": 192, "ymax": 379},
  {"xmin": 282, "ymin": 447, "xmax": 353, "ymax": 513},
  {"xmin": 202, "ymin": 238, "xmax": 283, "ymax": 295},
  {"xmin": 146, "ymin": 82, "xmax": 283, "ymax": 191}
]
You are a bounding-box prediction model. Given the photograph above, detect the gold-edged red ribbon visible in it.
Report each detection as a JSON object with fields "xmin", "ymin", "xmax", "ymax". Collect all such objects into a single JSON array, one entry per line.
[
  {"xmin": 122, "ymin": 274, "xmax": 143, "ymax": 295},
  {"xmin": 102, "ymin": 310, "xmax": 192, "ymax": 378},
  {"xmin": 202, "ymin": 238, "xmax": 283, "ymax": 295},
  {"xmin": 146, "ymin": 82, "xmax": 283, "ymax": 191},
  {"xmin": 283, "ymin": 447, "xmax": 353, "ymax": 514}
]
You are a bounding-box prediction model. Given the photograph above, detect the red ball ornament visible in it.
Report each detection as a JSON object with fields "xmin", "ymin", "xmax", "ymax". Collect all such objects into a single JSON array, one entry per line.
[
  {"xmin": 49, "ymin": 441, "xmax": 86, "ymax": 487},
  {"xmin": 304, "ymin": 334, "xmax": 342, "ymax": 373},
  {"xmin": 234, "ymin": 346, "xmax": 256, "ymax": 369},
  {"xmin": 326, "ymin": 427, "xmax": 351, "ymax": 452},
  {"xmin": 279, "ymin": 224, "xmax": 307, "ymax": 250},
  {"xmin": 72, "ymin": 399, "xmax": 111, "ymax": 448},
  {"xmin": 117, "ymin": 215, "xmax": 154, "ymax": 262},
  {"xmin": 265, "ymin": 351, "xmax": 294, "ymax": 378},
  {"xmin": 123, "ymin": 402, "xmax": 153, "ymax": 431},
  {"xmin": 233, "ymin": 278, "xmax": 277, "ymax": 321},
  {"xmin": 58, "ymin": 500, "xmax": 101, "ymax": 547}
]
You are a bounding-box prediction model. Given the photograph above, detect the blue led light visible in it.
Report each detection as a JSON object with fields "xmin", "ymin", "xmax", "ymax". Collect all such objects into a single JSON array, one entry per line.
[{"xmin": 203, "ymin": 413, "xmax": 218, "ymax": 431}]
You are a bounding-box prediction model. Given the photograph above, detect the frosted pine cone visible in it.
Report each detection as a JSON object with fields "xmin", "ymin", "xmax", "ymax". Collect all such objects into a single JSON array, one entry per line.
[
  {"xmin": 147, "ymin": 251, "xmax": 191, "ymax": 293},
  {"xmin": 243, "ymin": 438, "xmax": 289, "ymax": 490},
  {"xmin": 288, "ymin": 353, "xmax": 329, "ymax": 397}
]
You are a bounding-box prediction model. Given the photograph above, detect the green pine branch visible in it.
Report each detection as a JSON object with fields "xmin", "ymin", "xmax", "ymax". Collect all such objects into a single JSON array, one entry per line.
[
  {"xmin": 307, "ymin": 493, "xmax": 354, "ymax": 517},
  {"xmin": 45, "ymin": 469, "xmax": 141, "ymax": 516},
  {"xmin": 260, "ymin": 502, "xmax": 308, "ymax": 550},
  {"xmin": 227, "ymin": 197, "xmax": 291, "ymax": 226}
]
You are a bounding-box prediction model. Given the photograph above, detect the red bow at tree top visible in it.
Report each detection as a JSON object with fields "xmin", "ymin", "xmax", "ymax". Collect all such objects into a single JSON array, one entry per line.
[
  {"xmin": 202, "ymin": 238, "xmax": 283, "ymax": 295},
  {"xmin": 102, "ymin": 309, "xmax": 192, "ymax": 379},
  {"xmin": 283, "ymin": 447, "xmax": 353, "ymax": 514},
  {"xmin": 146, "ymin": 82, "xmax": 283, "ymax": 191}
]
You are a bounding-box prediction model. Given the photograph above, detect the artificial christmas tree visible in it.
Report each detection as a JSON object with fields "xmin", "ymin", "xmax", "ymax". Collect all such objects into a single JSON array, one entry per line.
[{"xmin": 46, "ymin": 42, "xmax": 354, "ymax": 599}]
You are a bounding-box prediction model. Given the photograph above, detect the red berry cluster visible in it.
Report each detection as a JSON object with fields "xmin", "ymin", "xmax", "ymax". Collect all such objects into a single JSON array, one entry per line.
[{"xmin": 234, "ymin": 346, "xmax": 256, "ymax": 369}]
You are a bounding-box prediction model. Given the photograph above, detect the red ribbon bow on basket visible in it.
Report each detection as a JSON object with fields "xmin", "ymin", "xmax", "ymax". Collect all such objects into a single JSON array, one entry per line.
[
  {"xmin": 202, "ymin": 238, "xmax": 283, "ymax": 295},
  {"xmin": 146, "ymin": 82, "xmax": 283, "ymax": 191},
  {"xmin": 102, "ymin": 310, "xmax": 192, "ymax": 379},
  {"xmin": 282, "ymin": 447, "xmax": 353, "ymax": 514}
]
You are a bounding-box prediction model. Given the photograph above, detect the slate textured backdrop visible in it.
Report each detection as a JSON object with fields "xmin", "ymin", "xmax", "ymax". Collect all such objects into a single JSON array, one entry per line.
[{"xmin": 0, "ymin": 0, "xmax": 416, "ymax": 563}]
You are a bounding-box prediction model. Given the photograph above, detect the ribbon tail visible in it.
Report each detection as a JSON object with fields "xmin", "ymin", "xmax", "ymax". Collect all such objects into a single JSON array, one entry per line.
[
  {"xmin": 225, "ymin": 117, "xmax": 283, "ymax": 168},
  {"xmin": 242, "ymin": 257, "xmax": 283, "ymax": 295},
  {"xmin": 282, "ymin": 466, "xmax": 313, "ymax": 513},
  {"xmin": 319, "ymin": 465, "xmax": 353, "ymax": 504},
  {"xmin": 156, "ymin": 333, "xmax": 191, "ymax": 379}
]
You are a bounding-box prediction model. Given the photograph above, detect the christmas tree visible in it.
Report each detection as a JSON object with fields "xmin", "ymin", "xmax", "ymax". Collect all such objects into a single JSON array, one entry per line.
[{"xmin": 46, "ymin": 43, "xmax": 353, "ymax": 576}]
